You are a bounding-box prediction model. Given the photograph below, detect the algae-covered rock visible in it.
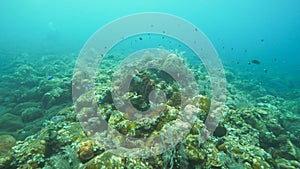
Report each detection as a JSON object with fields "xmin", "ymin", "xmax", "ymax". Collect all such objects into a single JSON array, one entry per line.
[
  {"xmin": 77, "ymin": 140, "xmax": 94, "ymax": 162},
  {"xmin": 0, "ymin": 106, "xmax": 10, "ymax": 116},
  {"xmin": 184, "ymin": 134, "xmax": 206, "ymax": 162},
  {"xmin": 240, "ymin": 108, "xmax": 267, "ymax": 131},
  {"xmin": 42, "ymin": 86, "xmax": 71, "ymax": 109},
  {"xmin": 280, "ymin": 115, "xmax": 300, "ymax": 147},
  {"xmin": 276, "ymin": 158, "xmax": 298, "ymax": 169},
  {"xmin": 11, "ymin": 102, "xmax": 41, "ymax": 116},
  {"xmin": 84, "ymin": 151, "xmax": 123, "ymax": 169},
  {"xmin": 278, "ymin": 140, "xmax": 298, "ymax": 160},
  {"xmin": 12, "ymin": 136, "xmax": 46, "ymax": 168},
  {"xmin": 0, "ymin": 113, "xmax": 24, "ymax": 132},
  {"xmin": 21, "ymin": 107, "xmax": 43, "ymax": 122},
  {"xmin": 0, "ymin": 151, "xmax": 14, "ymax": 169},
  {"xmin": 0, "ymin": 135, "xmax": 16, "ymax": 157}
]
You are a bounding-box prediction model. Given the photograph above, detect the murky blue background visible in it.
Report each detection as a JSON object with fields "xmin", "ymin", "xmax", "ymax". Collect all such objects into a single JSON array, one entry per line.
[{"xmin": 0, "ymin": 0, "xmax": 299, "ymax": 98}]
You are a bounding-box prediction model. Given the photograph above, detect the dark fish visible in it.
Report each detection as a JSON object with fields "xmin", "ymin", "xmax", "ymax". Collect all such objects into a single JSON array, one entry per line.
[{"xmin": 252, "ymin": 60, "xmax": 261, "ymax": 64}]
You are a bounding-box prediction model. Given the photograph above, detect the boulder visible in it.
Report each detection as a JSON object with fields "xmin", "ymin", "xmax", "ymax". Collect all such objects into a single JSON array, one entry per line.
[
  {"xmin": 21, "ymin": 107, "xmax": 43, "ymax": 122},
  {"xmin": 0, "ymin": 113, "xmax": 24, "ymax": 132}
]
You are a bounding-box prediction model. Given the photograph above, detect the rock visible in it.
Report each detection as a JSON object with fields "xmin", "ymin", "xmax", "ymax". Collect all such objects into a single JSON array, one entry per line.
[
  {"xmin": 0, "ymin": 135, "xmax": 16, "ymax": 157},
  {"xmin": 0, "ymin": 151, "xmax": 14, "ymax": 169},
  {"xmin": 276, "ymin": 158, "xmax": 296, "ymax": 169},
  {"xmin": 13, "ymin": 136, "xmax": 46, "ymax": 168},
  {"xmin": 251, "ymin": 156, "xmax": 271, "ymax": 169},
  {"xmin": 280, "ymin": 115, "xmax": 300, "ymax": 147},
  {"xmin": 185, "ymin": 135, "xmax": 206, "ymax": 161},
  {"xmin": 290, "ymin": 160, "xmax": 300, "ymax": 168},
  {"xmin": 77, "ymin": 140, "xmax": 94, "ymax": 162},
  {"xmin": 11, "ymin": 102, "xmax": 41, "ymax": 116},
  {"xmin": 42, "ymin": 87, "xmax": 71, "ymax": 109},
  {"xmin": 0, "ymin": 135, "xmax": 15, "ymax": 169},
  {"xmin": 42, "ymin": 89, "xmax": 61, "ymax": 108},
  {"xmin": 21, "ymin": 107, "xmax": 43, "ymax": 122},
  {"xmin": 266, "ymin": 121, "xmax": 285, "ymax": 136},
  {"xmin": 278, "ymin": 140, "xmax": 298, "ymax": 160},
  {"xmin": 84, "ymin": 151, "xmax": 122, "ymax": 169},
  {"xmin": 0, "ymin": 106, "xmax": 10, "ymax": 117},
  {"xmin": 0, "ymin": 113, "xmax": 24, "ymax": 132},
  {"xmin": 240, "ymin": 108, "xmax": 267, "ymax": 131}
]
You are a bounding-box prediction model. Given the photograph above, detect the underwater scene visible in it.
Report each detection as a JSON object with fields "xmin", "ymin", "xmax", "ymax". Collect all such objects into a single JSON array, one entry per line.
[{"xmin": 0, "ymin": 1, "xmax": 300, "ymax": 169}]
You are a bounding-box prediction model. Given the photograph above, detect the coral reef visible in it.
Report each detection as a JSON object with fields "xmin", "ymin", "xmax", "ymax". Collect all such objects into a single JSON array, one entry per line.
[{"xmin": 0, "ymin": 51, "xmax": 299, "ymax": 169}]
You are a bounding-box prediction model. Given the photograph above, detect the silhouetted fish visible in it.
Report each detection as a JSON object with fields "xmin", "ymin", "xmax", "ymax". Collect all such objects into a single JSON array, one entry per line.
[{"xmin": 252, "ymin": 60, "xmax": 261, "ymax": 64}]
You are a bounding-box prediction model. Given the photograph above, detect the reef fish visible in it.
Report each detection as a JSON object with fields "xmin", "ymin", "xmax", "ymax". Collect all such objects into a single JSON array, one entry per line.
[{"xmin": 47, "ymin": 76, "xmax": 53, "ymax": 80}]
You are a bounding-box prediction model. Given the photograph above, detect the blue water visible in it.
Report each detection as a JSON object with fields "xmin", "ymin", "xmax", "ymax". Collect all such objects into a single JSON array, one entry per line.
[
  {"xmin": 0, "ymin": 0, "xmax": 299, "ymax": 96},
  {"xmin": 4, "ymin": 1, "xmax": 300, "ymax": 94},
  {"xmin": 1, "ymin": 0, "xmax": 299, "ymax": 57},
  {"xmin": 0, "ymin": 1, "xmax": 299, "ymax": 98}
]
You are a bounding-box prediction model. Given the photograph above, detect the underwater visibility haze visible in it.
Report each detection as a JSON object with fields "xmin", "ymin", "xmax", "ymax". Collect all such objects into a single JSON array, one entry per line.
[{"xmin": 0, "ymin": 0, "xmax": 300, "ymax": 168}]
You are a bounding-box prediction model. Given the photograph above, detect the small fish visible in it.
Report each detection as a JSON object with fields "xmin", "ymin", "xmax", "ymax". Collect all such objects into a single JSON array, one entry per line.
[
  {"xmin": 47, "ymin": 76, "xmax": 53, "ymax": 80},
  {"xmin": 252, "ymin": 60, "xmax": 261, "ymax": 64}
]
